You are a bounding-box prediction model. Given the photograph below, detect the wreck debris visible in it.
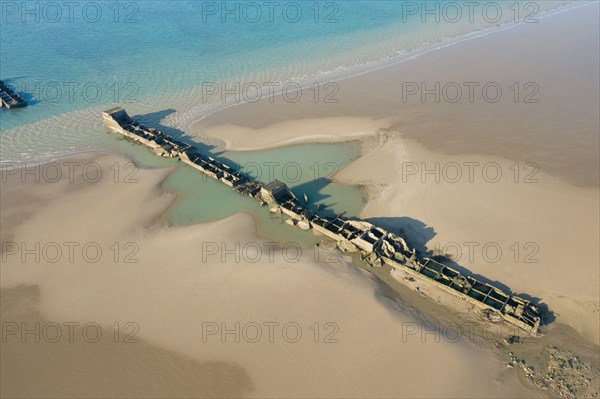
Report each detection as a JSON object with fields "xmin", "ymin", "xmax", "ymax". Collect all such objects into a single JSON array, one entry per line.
[
  {"xmin": 0, "ymin": 80, "xmax": 27, "ymax": 109},
  {"xmin": 103, "ymin": 107, "xmax": 544, "ymax": 336},
  {"xmin": 507, "ymin": 347, "xmax": 599, "ymax": 399}
]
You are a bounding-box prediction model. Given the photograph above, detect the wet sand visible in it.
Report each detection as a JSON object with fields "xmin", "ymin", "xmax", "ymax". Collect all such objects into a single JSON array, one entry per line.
[
  {"xmin": 1, "ymin": 285, "xmax": 254, "ymax": 399},
  {"xmin": 1, "ymin": 2, "xmax": 598, "ymax": 398},
  {"xmin": 0, "ymin": 154, "xmax": 541, "ymax": 398},
  {"xmin": 190, "ymin": 2, "xmax": 600, "ymax": 345},
  {"xmin": 193, "ymin": 2, "xmax": 599, "ymax": 187},
  {"xmin": 338, "ymin": 134, "xmax": 599, "ymax": 344}
]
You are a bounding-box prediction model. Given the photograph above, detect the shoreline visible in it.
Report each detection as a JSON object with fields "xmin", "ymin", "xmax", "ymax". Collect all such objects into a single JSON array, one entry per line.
[
  {"xmin": 182, "ymin": 0, "xmax": 584, "ymax": 130},
  {"xmin": 6, "ymin": 45, "xmax": 599, "ymax": 343},
  {"xmin": 2, "ymin": 147, "xmax": 597, "ymax": 398},
  {"xmin": 2, "ymin": 1, "xmax": 598, "ymax": 397},
  {"xmin": 2, "ymin": 152, "xmax": 549, "ymax": 398},
  {"xmin": 7, "ymin": 125, "xmax": 597, "ymax": 343},
  {"xmin": 193, "ymin": 2, "xmax": 599, "ymax": 187},
  {"xmin": 0, "ymin": 2, "xmax": 587, "ymax": 166}
]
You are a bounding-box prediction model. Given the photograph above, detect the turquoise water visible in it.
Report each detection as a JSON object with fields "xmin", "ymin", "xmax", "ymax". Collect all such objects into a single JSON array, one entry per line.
[
  {"xmin": 223, "ymin": 142, "xmax": 363, "ymax": 215},
  {"xmin": 0, "ymin": 1, "xmax": 571, "ymax": 158},
  {"xmin": 163, "ymin": 141, "xmax": 362, "ymax": 242},
  {"xmin": 164, "ymin": 165, "xmax": 322, "ymax": 246},
  {"xmin": 0, "ymin": 0, "xmax": 576, "ymax": 235},
  {"xmin": 105, "ymin": 129, "xmax": 362, "ymax": 243},
  {"xmin": 2, "ymin": 1, "xmax": 425, "ymax": 132}
]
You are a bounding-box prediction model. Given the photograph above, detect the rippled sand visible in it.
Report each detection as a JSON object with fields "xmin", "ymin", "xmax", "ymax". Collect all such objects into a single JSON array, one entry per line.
[{"xmin": 1, "ymin": 154, "xmax": 541, "ymax": 398}]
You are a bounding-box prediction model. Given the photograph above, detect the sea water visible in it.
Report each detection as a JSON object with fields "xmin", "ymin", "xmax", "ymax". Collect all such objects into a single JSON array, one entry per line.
[
  {"xmin": 162, "ymin": 140, "xmax": 362, "ymax": 245},
  {"xmin": 0, "ymin": 1, "xmax": 573, "ymax": 156},
  {"xmin": 0, "ymin": 0, "xmax": 575, "ymax": 235}
]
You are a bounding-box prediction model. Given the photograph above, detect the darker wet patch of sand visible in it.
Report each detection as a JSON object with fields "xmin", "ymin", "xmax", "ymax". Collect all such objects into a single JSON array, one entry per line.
[
  {"xmin": 194, "ymin": 3, "xmax": 599, "ymax": 186},
  {"xmin": 0, "ymin": 285, "xmax": 255, "ymax": 398}
]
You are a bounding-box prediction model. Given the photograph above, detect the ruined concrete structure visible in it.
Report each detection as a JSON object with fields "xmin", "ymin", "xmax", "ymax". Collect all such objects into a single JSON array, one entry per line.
[
  {"xmin": 103, "ymin": 107, "xmax": 543, "ymax": 335},
  {"xmin": 0, "ymin": 80, "xmax": 27, "ymax": 109}
]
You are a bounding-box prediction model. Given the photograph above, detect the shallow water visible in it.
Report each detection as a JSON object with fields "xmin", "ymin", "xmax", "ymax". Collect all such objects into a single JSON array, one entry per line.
[
  {"xmin": 0, "ymin": 0, "xmax": 576, "ymax": 235},
  {"xmin": 0, "ymin": 1, "xmax": 571, "ymax": 161},
  {"xmin": 108, "ymin": 131, "xmax": 363, "ymax": 245},
  {"xmin": 163, "ymin": 141, "xmax": 363, "ymax": 245}
]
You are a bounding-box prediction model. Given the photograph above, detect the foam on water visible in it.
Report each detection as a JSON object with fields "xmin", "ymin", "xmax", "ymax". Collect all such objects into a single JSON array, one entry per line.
[
  {"xmin": 0, "ymin": 1, "xmax": 584, "ymax": 232},
  {"xmin": 1, "ymin": 1, "xmax": 580, "ymax": 162}
]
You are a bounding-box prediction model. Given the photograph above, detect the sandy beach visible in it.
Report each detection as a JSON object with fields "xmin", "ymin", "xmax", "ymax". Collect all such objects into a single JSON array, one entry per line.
[
  {"xmin": 1, "ymin": 154, "xmax": 542, "ymax": 398},
  {"xmin": 193, "ymin": 2, "xmax": 599, "ymax": 187},
  {"xmin": 191, "ymin": 2, "xmax": 600, "ymax": 344},
  {"xmin": 1, "ymin": 2, "xmax": 598, "ymax": 398}
]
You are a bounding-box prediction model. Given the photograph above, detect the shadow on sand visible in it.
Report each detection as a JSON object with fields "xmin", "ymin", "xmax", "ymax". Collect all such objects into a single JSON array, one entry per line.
[
  {"xmin": 132, "ymin": 109, "xmax": 554, "ymax": 326},
  {"xmin": 135, "ymin": 109, "xmax": 218, "ymax": 155},
  {"xmin": 366, "ymin": 216, "xmax": 554, "ymax": 325}
]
